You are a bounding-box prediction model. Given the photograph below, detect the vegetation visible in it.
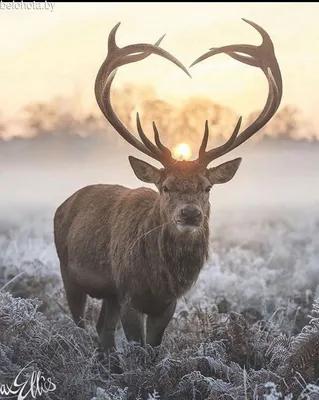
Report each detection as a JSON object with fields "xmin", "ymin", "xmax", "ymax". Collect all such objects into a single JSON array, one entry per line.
[{"xmin": 1, "ymin": 209, "xmax": 319, "ymax": 399}]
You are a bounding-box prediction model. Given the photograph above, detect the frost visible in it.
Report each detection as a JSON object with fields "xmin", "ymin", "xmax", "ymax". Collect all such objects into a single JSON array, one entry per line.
[{"xmin": 1, "ymin": 206, "xmax": 319, "ymax": 399}]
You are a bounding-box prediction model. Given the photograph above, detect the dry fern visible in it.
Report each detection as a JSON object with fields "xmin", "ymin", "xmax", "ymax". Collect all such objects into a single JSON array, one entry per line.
[{"xmin": 2, "ymin": 292, "xmax": 319, "ymax": 399}]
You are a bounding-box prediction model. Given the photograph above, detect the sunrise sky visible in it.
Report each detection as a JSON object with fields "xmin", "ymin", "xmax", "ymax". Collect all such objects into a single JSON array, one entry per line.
[{"xmin": 0, "ymin": 2, "xmax": 318, "ymax": 132}]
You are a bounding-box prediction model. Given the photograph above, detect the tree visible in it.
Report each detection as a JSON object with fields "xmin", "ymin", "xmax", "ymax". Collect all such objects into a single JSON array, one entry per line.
[
  {"xmin": 246, "ymin": 104, "xmax": 311, "ymax": 143},
  {"xmin": 180, "ymin": 96, "xmax": 238, "ymax": 150}
]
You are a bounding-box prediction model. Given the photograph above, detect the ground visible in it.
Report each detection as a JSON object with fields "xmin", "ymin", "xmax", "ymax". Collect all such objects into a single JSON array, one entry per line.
[{"xmin": 0, "ymin": 204, "xmax": 319, "ymax": 399}]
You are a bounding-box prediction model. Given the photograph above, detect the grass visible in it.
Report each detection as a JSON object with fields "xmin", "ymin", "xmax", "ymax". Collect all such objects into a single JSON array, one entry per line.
[{"xmin": 1, "ymin": 204, "xmax": 319, "ymax": 399}]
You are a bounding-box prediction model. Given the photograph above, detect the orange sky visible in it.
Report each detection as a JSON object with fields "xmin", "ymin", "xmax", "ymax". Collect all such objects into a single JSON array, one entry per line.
[{"xmin": 0, "ymin": 2, "xmax": 318, "ymax": 132}]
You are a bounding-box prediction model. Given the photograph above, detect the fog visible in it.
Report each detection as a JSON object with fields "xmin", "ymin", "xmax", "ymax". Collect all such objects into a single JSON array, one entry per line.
[
  {"xmin": 1, "ymin": 136, "xmax": 318, "ymax": 220},
  {"xmin": 1, "ymin": 80, "xmax": 316, "ymax": 219}
]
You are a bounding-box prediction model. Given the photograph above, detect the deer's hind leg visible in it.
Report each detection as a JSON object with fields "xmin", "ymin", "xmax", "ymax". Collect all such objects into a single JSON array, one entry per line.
[
  {"xmin": 60, "ymin": 263, "xmax": 87, "ymax": 329},
  {"xmin": 96, "ymin": 297, "xmax": 121, "ymax": 353}
]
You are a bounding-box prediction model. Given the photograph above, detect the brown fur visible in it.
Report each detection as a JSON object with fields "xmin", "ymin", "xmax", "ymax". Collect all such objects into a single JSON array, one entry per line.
[{"xmin": 54, "ymin": 157, "xmax": 241, "ymax": 351}]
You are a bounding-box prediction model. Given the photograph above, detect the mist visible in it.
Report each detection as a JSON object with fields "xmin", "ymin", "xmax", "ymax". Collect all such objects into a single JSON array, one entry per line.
[
  {"xmin": 0, "ymin": 86, "xmax": 317, "ymax": 218},
  {"xmin": 1, "ymin": 134, "xmax": 319, "ymax": 222}
]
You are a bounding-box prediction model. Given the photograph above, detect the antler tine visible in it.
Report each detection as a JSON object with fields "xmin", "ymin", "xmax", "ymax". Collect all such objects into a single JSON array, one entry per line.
[
  {"xmin": 198, "ymin": 120, "xmax": 209, "ymax": 160},
  {"xmin": 196, "ymin": 117, "xmax": 242, "ymax": 165},
  {"xmin": 136, "ymin": 112, "xmax": 162, "ymax": 158},
  {"xmin": 152, "ymin": 121, "xmax": 173, "ymax": 161},
  {"xmin": 107, "ymin": 24, "xmax": 167, "ymax": 69},
  {"xmin": 190, "ymin": 44, "xmax": 256, "ymax": 68},
  {"xmin": 222, "ymin": 51, "xmax": 260, "ymax": 67},
  {"xmin": 95, "ymin": 23, "xmax": 191, "ymax": 167},
  {"xmin": 191, "ymin": 19, "xmax": 282, "ymax": 166},
  {"xmin": 116, "ymin": 34, "xmax": 167, "ymax": 67},
  {"xmin": 108, "ymin": 22, "xmax": 120, "ymax": 52}
]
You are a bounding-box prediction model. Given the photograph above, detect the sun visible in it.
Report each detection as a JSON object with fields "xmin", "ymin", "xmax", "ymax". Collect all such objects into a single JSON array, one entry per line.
[{"xmin": 172, "ymin": 143, "xmax": 192, "ymax": 161}]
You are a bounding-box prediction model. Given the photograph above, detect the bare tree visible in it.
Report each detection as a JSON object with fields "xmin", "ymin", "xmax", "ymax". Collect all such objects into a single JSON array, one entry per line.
[{"xmin": 246, "ymin": 104, "xmax": 311, "ymax": 143}]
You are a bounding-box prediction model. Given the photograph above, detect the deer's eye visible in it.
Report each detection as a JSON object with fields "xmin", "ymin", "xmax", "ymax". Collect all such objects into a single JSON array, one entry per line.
[
  {"xmin": 162, "ymin": 186, "xmax": 169, "ymax": 193},
  {"xmin": 205, "ymin": 186, "xmax": 212, "ymax": 193}
]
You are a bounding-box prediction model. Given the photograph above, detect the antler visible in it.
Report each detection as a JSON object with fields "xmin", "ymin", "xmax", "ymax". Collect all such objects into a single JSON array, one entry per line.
[
  {"xmin": 191, "ymin": 19, "xmax": 283, "ymax": 166},
  {"xmin": 95, "ymin": 22, "xmax": 191, "ymax": 167}
]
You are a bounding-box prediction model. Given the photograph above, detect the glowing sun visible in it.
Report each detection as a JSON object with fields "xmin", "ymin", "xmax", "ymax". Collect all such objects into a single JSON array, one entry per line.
[{"xmin": 172, "ymin": 143, "xmax": 192, "ymax": 161}]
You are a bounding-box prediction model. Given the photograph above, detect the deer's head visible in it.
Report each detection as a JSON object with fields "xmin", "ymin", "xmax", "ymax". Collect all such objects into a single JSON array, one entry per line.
[{"xmin": 95, "ymin": 19, "xmax": 282, "ymax": 234}]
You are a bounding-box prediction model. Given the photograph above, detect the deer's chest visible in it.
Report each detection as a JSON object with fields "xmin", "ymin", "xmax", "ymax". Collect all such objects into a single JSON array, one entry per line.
[
  {"xmin": 131, "ymin": 289, "xmax": 173, "ymax": 316},
  {"xmin": 130, "ymin": 259, "xmax": 202, "ymax": 315}
]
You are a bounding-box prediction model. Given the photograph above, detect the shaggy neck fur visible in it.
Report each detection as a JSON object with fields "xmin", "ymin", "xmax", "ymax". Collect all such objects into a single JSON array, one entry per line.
[{"xmin": 140, "ymin": 197, "xmax": 210, "ymax": 298}]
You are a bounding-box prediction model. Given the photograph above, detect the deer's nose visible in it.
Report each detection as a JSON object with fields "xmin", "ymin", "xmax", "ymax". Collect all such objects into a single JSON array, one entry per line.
[{"xmin": 180, "ymin": 206, "xmax": 202, "ymax": 225}]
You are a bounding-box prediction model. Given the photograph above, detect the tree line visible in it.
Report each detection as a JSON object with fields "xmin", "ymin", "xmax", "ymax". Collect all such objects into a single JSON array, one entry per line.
[{"xmin": 0, "ymin": 83, "xmax": 315, "ymax": 149}]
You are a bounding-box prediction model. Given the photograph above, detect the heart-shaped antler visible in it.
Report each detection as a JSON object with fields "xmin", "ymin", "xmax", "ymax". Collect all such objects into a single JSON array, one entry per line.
[
  {"xmin": 95, "ymin": 22, "xmax": 191, "ymax": 167},
  {"xmin": 191, "ymin": 18, "xmax": 282, "ymax": 166},
  {"xmin": 95, "ymin": 20, "xmax": 282, "ymax": 168}
]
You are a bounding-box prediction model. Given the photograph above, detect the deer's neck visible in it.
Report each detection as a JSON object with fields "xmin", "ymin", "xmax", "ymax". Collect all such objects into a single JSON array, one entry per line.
[{"xmin": 142, "ymin": 199, "xmax": 210, "ymax": 297}]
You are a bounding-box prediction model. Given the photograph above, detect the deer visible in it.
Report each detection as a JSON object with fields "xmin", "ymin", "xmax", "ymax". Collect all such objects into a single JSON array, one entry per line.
[{"xmin": 53, "ymin": 19, "xmax": 282, "ymax": 356}]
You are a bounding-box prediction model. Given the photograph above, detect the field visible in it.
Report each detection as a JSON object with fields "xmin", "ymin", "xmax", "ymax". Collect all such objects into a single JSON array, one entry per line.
[{"xmin": 1, "ymin": 143, "xmax": 319, "ymax": 399}]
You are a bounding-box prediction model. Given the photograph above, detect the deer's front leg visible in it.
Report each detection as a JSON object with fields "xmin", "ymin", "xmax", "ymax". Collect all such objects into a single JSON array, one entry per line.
[
  {"xmin": 120, "ymin": 302, "xmax": 146, "ymax": 347},
  {"xmin": 146, "ymin": 300, "xmax": 177, "ymax": 347}
]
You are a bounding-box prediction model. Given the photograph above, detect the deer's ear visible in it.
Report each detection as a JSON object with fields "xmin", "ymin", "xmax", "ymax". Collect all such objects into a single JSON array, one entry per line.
[
  {"xmin": 208, "ymin": 157, "xmax": 242, "ymax": 184},
  {"xmin": 129, "ymin": 156, "xmax": 161, "ymax": 184}
]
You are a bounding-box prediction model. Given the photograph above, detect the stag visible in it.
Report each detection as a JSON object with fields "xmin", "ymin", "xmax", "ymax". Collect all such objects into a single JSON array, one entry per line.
[{"xmin": 54, "ymin": 19, "xmax": 282, "ymax": 354}]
